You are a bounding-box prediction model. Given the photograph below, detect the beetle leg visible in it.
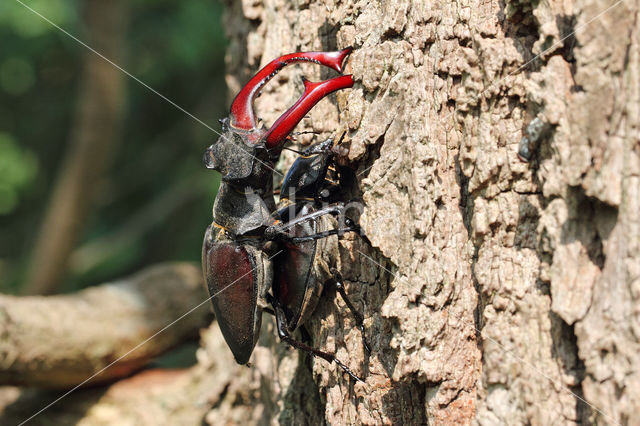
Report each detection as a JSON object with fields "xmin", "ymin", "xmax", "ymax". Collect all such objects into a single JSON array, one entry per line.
[
  {"xmin": 331, "ymin": 270, "xmax": 371, "ymax": 355},
  {"xmin": 268, "ymin": 294, "xmax": 364, "ymax": 382},
  {"xmin": 263, "ymin": 307, "xmax": 276, "ymax": 316},
  {"xmin": 300, "ymin": 131, "xmax": 347, "ymax": 157},
  {"xmin": 272, "ymin": 204, "xmax": 345, "ymax": 232},
  {"xmin": 272, "ymin": 226, "xmax": 359, "ymax": 243},
  {"xmin": 267, "ymin": 204, "xmax": 362, "ymax": 243},
  {"xmin": 301, "ymin": 136, "xmax": 337, "ymax": 156}
]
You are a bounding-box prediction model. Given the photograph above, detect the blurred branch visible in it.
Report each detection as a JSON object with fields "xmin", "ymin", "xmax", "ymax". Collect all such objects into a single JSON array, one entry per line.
[
  {"xmin": 0, "ymin": 325, "xmax": 242, "ymax": 425},
  {"xmin": 24, "ymin": 0, "xmax": 127, "ymax": 295},
  {"xmin": 0, "ymin": 263, "xmax": 211, "ymax": 388},
  {"xmin": 0, "ymin": 369, "xmax": 198, "ymax": 425}
]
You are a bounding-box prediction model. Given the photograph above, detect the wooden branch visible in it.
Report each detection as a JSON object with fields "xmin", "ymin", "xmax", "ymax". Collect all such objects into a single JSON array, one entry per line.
[
  {"xmin": 0, "ymin": 326, "xmax": 245, "ymax": 425},
  {"xmin": 0, "ymin": 263, "xmax": 211, "ymax": 388}
]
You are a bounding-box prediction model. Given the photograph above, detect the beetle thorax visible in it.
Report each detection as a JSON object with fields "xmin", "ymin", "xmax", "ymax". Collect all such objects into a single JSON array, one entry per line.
[{"xmin": 204, "ymin": 119, "xmax": 278, "ymax": 235}]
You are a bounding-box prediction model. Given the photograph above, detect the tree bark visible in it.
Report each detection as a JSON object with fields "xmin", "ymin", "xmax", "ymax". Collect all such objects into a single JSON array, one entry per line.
[{"xmin": 213, "ymin": 0, "xmax": 639, "ymax": 424}]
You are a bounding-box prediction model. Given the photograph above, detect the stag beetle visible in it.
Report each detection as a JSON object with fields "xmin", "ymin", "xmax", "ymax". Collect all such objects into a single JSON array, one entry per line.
[{"xmin": 202, "ymin": 48, "xmax": 368, "ymax": 381}]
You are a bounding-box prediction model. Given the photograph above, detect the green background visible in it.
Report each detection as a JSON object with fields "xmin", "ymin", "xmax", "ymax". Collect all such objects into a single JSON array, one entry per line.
[{"xmin": 0, "ymin": 0, "xmax": 226, "ymax": 293}]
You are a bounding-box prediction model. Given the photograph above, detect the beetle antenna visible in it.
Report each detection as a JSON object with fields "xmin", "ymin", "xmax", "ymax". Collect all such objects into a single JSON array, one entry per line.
[{"xmin": 282, "ymin": 146, "xmax": 305, "ymax": 155}]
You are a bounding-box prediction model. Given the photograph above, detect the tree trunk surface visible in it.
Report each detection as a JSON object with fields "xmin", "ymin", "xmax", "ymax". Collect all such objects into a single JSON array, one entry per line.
[
  {"xmin": 2, "ymin": 0, "xmax": 637, "ymax": 425},
  {"xmin": 215, "ymin": 0, "xmax": 639, "ymax": 424}
]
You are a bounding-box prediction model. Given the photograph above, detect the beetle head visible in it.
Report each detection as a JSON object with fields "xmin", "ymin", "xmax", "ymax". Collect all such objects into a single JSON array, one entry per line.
[
  {"xmin": 203, "ymin": 118, "xmax": 270, "ymax": 183},
  {"xmin": 205, "ymin": 48, "xmax": 354, "ymax": 182}
]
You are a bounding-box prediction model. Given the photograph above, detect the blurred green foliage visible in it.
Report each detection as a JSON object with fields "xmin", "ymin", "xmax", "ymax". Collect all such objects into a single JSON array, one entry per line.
[
  {"xmin": 0, "ymin": 0, "xmax": 226, "ymax": 292},
  {"xmin": 0, "ymin": 133, "xmax": 38, "ymax": 215}
]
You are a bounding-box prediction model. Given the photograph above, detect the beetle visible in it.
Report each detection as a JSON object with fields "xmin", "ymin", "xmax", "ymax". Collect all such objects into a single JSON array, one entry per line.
[
  {"xmin": 267, "ymin": 135, "xmax": 371, "ymax": 371},
  {"xmin": 201, "ymin": 48, "xmax": 368, "ymax": 380}
]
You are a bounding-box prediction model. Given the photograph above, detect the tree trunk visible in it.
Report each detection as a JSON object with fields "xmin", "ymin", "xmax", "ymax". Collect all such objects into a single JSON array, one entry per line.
[
  {"xmin": 214, "ymin": 0, "xmax": 638, "ymax": 424},
  {"xmin": 2, "ymin": 0, "xmax": 637, "ymax": 424}
]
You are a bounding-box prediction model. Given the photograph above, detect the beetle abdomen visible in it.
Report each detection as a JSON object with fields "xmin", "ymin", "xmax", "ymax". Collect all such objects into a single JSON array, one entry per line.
[{"xmin": 203, "ymin": 234, "xmax": 268, "ymax": 364}]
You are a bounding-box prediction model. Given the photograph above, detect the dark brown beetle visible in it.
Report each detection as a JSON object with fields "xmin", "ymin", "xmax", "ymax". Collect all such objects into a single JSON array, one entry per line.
[{"xmin": 202, "ymin": 48, "xmax": 367, "ymax": 380}]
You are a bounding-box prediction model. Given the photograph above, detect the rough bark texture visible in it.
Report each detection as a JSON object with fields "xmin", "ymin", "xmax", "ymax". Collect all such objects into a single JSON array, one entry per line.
[
  {"xmin": 215, "ymin": 0, "xmax": 639, "ymax": 424},
  {"xmin": 2, "ymin": 0, "xmax": 637, "ymax": 424},
  {"xmin": 0, "ymin": 263, "xmax": 210, "ymax": 388}
]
